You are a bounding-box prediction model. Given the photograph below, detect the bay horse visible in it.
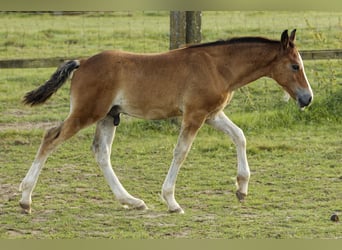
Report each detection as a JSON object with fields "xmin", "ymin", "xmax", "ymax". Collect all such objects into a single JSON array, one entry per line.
[{"xmin": 19, "ymin": 29, "xmax": 313, "ymax": 214}]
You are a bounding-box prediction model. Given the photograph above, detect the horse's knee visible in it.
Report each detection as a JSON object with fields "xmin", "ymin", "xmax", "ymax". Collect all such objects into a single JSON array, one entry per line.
[{"xmin": 234, "ymin": 127, "xmax": 246, "ymax": 147}]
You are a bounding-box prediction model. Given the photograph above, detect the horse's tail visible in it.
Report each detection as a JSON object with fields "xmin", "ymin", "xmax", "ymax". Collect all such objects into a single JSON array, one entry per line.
[{"xmin": 23, "ymin": 60, "xmax": 80, "ymax": 106}]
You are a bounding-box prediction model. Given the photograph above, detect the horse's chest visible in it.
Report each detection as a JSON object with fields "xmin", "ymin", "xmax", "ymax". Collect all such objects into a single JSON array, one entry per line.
[{"xmin": 207, "ymin": 91, "xmax": 234, "ymax": 116}]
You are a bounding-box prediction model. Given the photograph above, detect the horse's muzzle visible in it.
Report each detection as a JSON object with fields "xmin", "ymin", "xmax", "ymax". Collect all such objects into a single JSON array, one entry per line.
[{"xmin": 297, "ymin": 92, "xmax": 313, "ymax": 110}]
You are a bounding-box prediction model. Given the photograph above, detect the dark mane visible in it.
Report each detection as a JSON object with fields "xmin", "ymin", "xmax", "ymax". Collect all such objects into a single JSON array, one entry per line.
[{"xmin": 187, "ymin": 36, "xmax": 279, "ymax": 49}]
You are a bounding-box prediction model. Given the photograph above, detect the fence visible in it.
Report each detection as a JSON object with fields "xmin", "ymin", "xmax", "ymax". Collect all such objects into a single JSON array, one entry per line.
[{"xmin": 1, "ymin": 49, "xmax": 341, "ymax": 69}]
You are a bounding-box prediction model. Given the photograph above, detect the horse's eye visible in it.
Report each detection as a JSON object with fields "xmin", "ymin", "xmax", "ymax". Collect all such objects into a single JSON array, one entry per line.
[{"xmin": 291, "ymin": 64, "xmax": 300, "ymax": 71}]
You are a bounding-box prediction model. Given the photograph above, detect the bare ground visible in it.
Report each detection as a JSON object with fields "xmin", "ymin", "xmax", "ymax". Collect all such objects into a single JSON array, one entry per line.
[{"xmin": 0, "ymin": 121, "xmax": 59, "ymax": 132}]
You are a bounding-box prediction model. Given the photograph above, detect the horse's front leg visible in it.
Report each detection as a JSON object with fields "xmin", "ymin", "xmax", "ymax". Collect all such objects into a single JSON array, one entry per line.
[
  {"xmin": 206, "ymin": 111, "xmax": 250, "ymax": 202},
  {"xmin": 161, "ymin": 114, "xmax": 205, "ymax": 213}
]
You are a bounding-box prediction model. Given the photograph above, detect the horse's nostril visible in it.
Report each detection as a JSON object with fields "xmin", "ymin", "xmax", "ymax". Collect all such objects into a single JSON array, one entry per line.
[{"xmin": 298, "ymin": 94, "xmax": 312, "ymax": 108}]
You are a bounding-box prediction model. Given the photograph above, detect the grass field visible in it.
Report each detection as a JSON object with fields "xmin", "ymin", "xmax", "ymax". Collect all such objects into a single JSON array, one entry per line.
[{"xmin": 0, "ymin": 11, "xmax": 341, "ymax": 239}]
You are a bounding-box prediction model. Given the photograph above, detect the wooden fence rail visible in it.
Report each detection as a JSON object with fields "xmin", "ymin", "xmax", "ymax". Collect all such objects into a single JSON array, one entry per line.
[
  {"xmin": 0, "ymin": 49, "xmax": 341, "ymax": 69},
  {"xmin": 300, "ymin": 49, "xmax": 342, "ymax": 60}
]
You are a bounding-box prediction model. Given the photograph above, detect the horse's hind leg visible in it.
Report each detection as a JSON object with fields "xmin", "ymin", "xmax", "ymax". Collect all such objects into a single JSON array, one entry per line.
[
  {"xmin": 92, "ymin": 116, "xmax": 147, "ymax": 210},
  {"xmin": 19, "ymin": 117, "xmax": 86, "ymax": 213}
]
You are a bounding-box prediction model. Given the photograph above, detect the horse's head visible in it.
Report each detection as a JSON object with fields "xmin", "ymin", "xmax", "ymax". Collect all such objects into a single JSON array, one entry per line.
[{"xmin": 270, "ymin": 29, "xmax": 313, "ymax": 110}]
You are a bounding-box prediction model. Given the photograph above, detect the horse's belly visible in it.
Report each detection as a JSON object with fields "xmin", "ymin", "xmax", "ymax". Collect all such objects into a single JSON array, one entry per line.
[{"xmin": 121, "ymin": 104, "xmax": 182, "ymax": 120}]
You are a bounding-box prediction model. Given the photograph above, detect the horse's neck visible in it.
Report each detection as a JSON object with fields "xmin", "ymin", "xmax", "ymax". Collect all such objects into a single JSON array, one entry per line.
[{"xmin": 210, "ymin": 44, "xmax": 279, "ymax": 91}]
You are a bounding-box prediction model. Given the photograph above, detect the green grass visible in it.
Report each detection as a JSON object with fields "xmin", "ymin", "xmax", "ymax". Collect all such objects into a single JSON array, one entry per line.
[
  {"xmin": 0, "ymin": 11, "xmax": 341, "ymax": 239},
  {"xmin": 1, "ymin": 122, "xmax": 341, "ymax": 239}
]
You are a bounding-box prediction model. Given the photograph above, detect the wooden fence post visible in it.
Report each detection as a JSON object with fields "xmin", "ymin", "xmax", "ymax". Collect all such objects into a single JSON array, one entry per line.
[
  {"xmin": 169, "ymin": 11, "xmax": 186, "ymax": 50},
  {"xmin": 186, "ymin": 11, "xmax": 202, "ymax": 44},
  {"xmin": 170, "ymin": 11, "xmax": 202, "ymax": 50}
]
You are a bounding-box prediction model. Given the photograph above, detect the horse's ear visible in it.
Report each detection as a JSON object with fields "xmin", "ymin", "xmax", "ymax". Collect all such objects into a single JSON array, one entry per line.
[
  {"xmin": 289, "ymin": 29, "xmax": 296, "ymax": 43},
  {"xmin": 280, "ymin": 29, "xmax": 289, "ymax": 50}
]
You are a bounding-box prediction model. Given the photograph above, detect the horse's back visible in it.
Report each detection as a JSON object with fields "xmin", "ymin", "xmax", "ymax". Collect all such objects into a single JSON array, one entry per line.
[{"xmin": 70, "ymin": 48, "xmax": 228, "ymax": 120}]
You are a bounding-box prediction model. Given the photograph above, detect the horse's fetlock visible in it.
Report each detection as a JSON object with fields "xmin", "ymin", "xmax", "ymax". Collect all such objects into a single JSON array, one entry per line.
[
  {"xmin": 237, "ymin": 174, "xmax": 249, "ymax": 183},
  {"xmin": 161, "ymin": 185, "xmax": 174, "ymax": 199}
]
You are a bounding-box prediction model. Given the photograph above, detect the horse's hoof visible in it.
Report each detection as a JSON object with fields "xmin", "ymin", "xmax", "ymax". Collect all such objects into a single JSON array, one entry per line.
[
  {"xmin": 169, "ymin": 207, "xmax": 185, "ymax": 214},
  {"xmin": 19, "ymin": 201, "xmax": 31, "ymax": 214},
  {"xmin": 236, "ymin": 191, "xmax": 247, "ymax": 203},
  {"xmin": 135, "ymin": 203, "xmax": 148, "ymax": 211}
]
